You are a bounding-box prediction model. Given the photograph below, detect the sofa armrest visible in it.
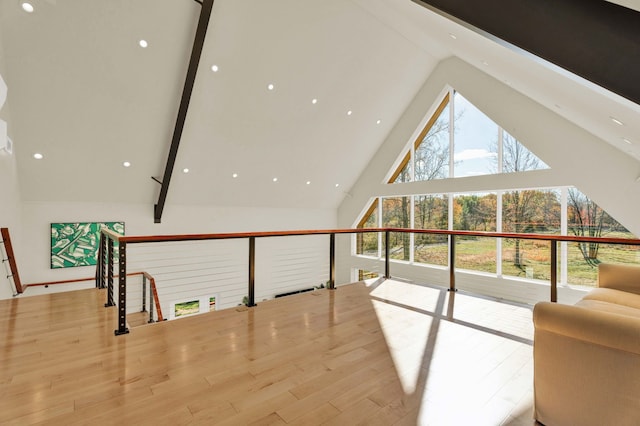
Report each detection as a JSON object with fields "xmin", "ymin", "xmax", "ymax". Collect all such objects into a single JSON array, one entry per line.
[
  {"xmin": 533, "ymin": 302, "xmax": 640, "ymax": 354},
  {"xmin": 598, "ymin": 263, "xmax": 640, "ymax": 295}
]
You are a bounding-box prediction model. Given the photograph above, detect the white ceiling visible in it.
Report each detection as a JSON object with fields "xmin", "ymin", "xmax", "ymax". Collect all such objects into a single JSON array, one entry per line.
[{"xmin": 1, "ymin": 0, "xmax": 639, "ymax": 210}]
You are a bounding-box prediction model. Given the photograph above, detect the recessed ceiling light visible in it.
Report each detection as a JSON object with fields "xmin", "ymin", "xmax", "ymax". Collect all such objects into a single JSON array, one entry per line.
[
  {"xmin": 623, "ymin": 138, "xmax": 633, "ymax": 145},
  {"xmin": 182, "ymin": 168, "xmax": 190, "ymax": 173},
  {"xmin": 139, "ymin": 40, "xmax": 148, "ymax": 48},
  {"xmin": 21, "ymin": 2, "xmax": 34, "ymax": 13},
  {"xmin": 267, "ymin": 83, "xmax": 274, "ymax": 91},
  {"xmin": 211, "ymin": 65, "xmax": 219, "ymax": 72},
  {"xmin": 306, "ymin": 181, "xmax": 311, "ymax": 185},
  {"xmin": 448, "ymin": 33, "xmax": 457, "ymax": 40},
  {"xmin": 272, "ymin": 177, "xmax": 278, "ymax": 182},
  {"xmin": 610, "ymin": 117, "xmax": 624, "ymax": 126},
  {"xmin": 335, "ymin": 183, "xmax": 340, "ymax": 188},
  {"xmin": 232, "ymin": 173, "xmax": 238, "ymax": 178},
  {"xmin": 123, "ymin": 161, "xmax": 131, "ymax": 167},
  {"xmin": 33, "ymin": 153, "xmax": 43, "ymax": 160},
  {"xmin": 376, "ymin": 119, "xmax": 381, "ymax": 124},
  {"xmin": 347, "ymin": 110, "xmax": 352, "ymax": 116},
  {"xmin": 311, "ymin": 98, "xmax": 318, "ymax": 104}
]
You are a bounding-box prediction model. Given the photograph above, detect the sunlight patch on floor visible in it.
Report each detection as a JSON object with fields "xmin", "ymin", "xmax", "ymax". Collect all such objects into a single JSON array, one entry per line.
[
  {"xmin": 371, "ymin": 299, "xmax": 433, "ymax": 394},
  {"xmin": 369, "ymin": 280, "xmax": 536, "ymax": 425},
  {"xmin": 370, "ymin": 279, "xmax": 446, "ymax": 312}
]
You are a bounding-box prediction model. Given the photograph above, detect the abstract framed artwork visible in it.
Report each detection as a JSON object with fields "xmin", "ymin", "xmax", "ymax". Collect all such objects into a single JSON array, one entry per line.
[{"xmin": 50, "ymin": 222, "xmax": 125, "ymax": 269}]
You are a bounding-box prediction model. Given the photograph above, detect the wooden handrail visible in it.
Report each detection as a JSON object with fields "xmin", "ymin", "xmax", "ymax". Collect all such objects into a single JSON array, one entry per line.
[
  {"xmin": 128, "ymin": 271, "xmax": 163, "ymax": 322},
  {"xmin": 99, "ymin": 226, "xmax": 640, "ymax": 335},
  {"xmin": 26, "ymin": 277, "xmax": 96, "ymax": 288},
  {"xmin": 26, "ymin": 272, "xmax": 154, "ymax": 288},
  {"xmin": 1, "ymin": 228, "xmax": 23, "ymax": 294},
  {"xmin": 149, "ymin": 275, "xmax": 163, "ymax": 322},
  {"xmin": 101, "ymin": 227, "xmax": 640, "ymax": 247}
]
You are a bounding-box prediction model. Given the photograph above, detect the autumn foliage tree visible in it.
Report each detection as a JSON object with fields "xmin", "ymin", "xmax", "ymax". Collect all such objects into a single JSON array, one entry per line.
[
  {"xmin": 495, "ymin": 132, "xmax": 551, "ymax": 268},
  {"xmin": 567, "ymin": 189, "xmax": 628, "ymax": 266}
]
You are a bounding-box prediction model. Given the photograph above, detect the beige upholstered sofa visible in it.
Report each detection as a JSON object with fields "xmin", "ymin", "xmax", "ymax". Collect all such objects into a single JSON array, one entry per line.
[{"xmin": 533, "ymin": 263, "xmax": 640, "ymax": 426}]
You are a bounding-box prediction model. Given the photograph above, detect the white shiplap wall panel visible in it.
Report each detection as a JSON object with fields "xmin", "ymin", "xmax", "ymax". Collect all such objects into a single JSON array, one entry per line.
[
  {"xmin": 125, "ymin": 239, "xmax": 248, "ymax": 315},
  {"xmin": 255, "ymin": 235, "xmax": 329, "ymax": 302},
  {"xmin": 117, "ymin": 236, "xmax": 334, "ymax": 320}
]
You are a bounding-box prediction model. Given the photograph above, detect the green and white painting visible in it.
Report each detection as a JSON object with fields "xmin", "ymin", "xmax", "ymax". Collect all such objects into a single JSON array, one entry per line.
[{"xmin": 51, "ymin": 222, "xmax": 124, "ymax": 269}]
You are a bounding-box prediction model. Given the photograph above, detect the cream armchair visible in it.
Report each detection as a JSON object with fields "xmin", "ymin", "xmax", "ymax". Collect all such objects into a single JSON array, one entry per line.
[{"xmin": 533, "ymin": 263, "xmax": 640, "ymax": 426}]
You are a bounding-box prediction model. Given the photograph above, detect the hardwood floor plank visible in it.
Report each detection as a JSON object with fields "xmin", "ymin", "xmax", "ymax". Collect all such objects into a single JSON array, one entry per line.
[
  {"xmin": 0, "ymin": 281, "xmax": 536, "ymax": 425},
  {"xmin": 288, "ymin": 402, "xmax": 341, "ymax": 425},
  {"xmin": 322, "ymin": 397, "xmax": 380, "ymax": 426}
]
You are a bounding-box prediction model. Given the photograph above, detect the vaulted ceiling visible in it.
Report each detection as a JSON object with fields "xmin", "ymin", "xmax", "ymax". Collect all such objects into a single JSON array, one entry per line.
[{"xmin": 1, "ymin": 0, "xmax": 639, "ymax": 214}]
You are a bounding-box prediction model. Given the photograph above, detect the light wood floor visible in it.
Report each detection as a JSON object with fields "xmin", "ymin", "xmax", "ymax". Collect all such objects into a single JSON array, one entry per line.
[{"xmin": 0, "ymin": 279, "xmax": 536, "ymax": 425}]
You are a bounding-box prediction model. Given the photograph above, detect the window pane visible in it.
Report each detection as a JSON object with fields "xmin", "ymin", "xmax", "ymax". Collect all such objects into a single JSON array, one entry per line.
[
  {"xmin": 566, "ymin": 188, "xmax": 636, "ymax": 286},
  {"xmin": 391, "ymin": 158, "xmax": 411, "ymax": 183},
  {"xmin": 502, "ymin": 131, "xmax": 549, "ymax": 172},
  {"xmin": 567, "ymin": 244, "xmax": 640, "ymax": 287},
  {"xmin": 453, "ymin": 193, "xmax": 497, "ymax": 273},
  {"xmin": 503, "ymin": 189, "xmax": 561, "ymax": 234},
  {"xmin": 502, "ymin": 189, "xmax": 561, "ymax": 280},
  {"xmin": 415, "ymin": 103, "xmax": 450, "ymax": 181},
  {"xmin": 453, "ymin": 193, "xmax": 497, "ymax": 232},
  {"xmin": 356, "ymin": 201, "xmax": 378, "ymax": 256},
  {"xmin": 383, "ymin": 197, "xmax": 410, "ymax": 261},
  {"xmin": 358, "ymin": 269, "xmax": 380, "ymax": 281},
  {"xmin": 455, "ymin": 237, "xmax": 496, "ymax": 273},
  {"xmin": 453, "ymin": 92, "xmax": 498, "ymax": 177},
  {"xmin": 502, "ymin": 240, "xmax": 553, "ymax": 280},
  {"xmin": 414, "ymin": 194, "xmax": 448, "ymax": 266}
]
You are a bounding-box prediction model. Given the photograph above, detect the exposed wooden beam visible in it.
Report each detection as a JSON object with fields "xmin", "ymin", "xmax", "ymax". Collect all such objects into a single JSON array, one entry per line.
[
  {"xmin": 411, "ymin": 0, "xmax": 640, "ymax": 106},
  {"xmin": 154, "ymin": 0, "xmax": 214, "ymax": 223}
]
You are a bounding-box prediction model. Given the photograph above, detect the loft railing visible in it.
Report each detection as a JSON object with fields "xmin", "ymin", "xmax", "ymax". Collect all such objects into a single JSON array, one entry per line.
[
  {"xmin": 98, "ymin": 228, "xmax": 640, "ymax": 336},
  {"xmin": 1, "ymin": 228, "xmax": 23, "ymax": 295},
  {"xmin": 97, "ymin": 235, "xmax": 163, "ymax": 328},
  {"xmin": 130, "ymin": 271, "xmax": 164, "ymax": 322},
  {"xmin": 3, "ymin": 227, "xmax": 111, "ymax": 295}
]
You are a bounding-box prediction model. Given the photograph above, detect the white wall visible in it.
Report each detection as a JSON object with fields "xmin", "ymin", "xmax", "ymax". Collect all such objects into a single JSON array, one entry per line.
[
  {"xmin": 0, "ymin": 36, "xmax": 23, "ymax": 299},
  {"xmin": 11, "ymin": 201, "xmax": 335, "ymax": 301},
  {"xmin": 0, "ymin": 133, "xmax": 21, "ymax": 300},
  {"xmin": 336, "ymin": 56, "xmax": 640, "ymax": 302}
]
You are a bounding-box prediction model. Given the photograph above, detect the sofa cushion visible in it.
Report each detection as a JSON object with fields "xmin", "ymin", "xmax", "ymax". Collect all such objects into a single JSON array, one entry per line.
[
  {"xmin": 575, "ymin": 298, "xmax": 640, "ymax": 319},
  {"xmin": 583, "ymin": 287, "xmax": 640, "ymax": 310},
  {"xmin": 598, "ymin": 263, "xmax": 640, "ymax": 295}
]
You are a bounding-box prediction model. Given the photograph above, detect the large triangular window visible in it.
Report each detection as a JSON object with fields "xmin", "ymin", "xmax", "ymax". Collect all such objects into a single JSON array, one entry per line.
[
  {"xmin": 388, "ymin": 89, "xmax": 549, "ymax": 183},
  {"xmin": 353, "ymin": 87, "xmax": 635, "ymax": 289}
]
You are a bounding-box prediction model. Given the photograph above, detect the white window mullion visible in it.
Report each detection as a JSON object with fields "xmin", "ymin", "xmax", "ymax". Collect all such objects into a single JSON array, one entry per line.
[
  {"xmin": 496, "ymin": 190, "xmax": 503, "ymax": 276},
  {"xmin": 560, "ymin": 187, "xmax": 568, "ymax": 285},
  {"xmin": 498, "ymin": 127, "xmax": 504, "ymax": 174},
  {"xmin": 496, "ymin": 128, "xmax": 503, "ymax": 276},
  {"xmin": 410, "ymin": 195, "xmax": 415, "ymax": 263},
  {"xmin": 378, "ymin": 197, "xmax": 383, "ymax": 261},
  {"xmin": 449, "ymin": 88, "xmax": 455, "ymax": 178},
  {"xmin": 448, "ymin": 88, "xmax": 455, "ymax": 267}
]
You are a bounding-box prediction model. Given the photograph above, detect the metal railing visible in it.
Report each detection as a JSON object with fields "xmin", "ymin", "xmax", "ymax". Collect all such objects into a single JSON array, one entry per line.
[
  {"xmin": 98, "ymin": 227, "xmax": 640, "ymax": 336},
  {"xmin": 97, "ymin": 231, "xmax": 164, "ymax": 333}
]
